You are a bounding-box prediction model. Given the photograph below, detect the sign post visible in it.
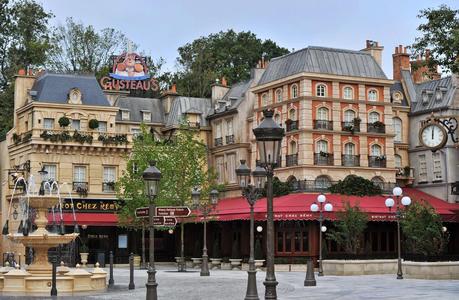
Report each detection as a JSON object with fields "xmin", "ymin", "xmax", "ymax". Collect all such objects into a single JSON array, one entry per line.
[{"xmin": 135, "ymin": 207, "xmax": 177, "ymax": 226}]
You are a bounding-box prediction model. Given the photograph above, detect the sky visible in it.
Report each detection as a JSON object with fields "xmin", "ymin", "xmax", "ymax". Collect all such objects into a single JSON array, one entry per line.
[{"xmin": 40, "ymin": 0, "xmax": 458, "ymax": 79}]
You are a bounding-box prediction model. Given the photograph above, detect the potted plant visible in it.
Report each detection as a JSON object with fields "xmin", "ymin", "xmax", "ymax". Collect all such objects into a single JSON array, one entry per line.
[
  {"xmin": 254, "ymin": 238, "xmax": 265, "ymax": 270},
  {"xmin": 80, "ymin": 243, "xmax": 89, "ymax": 267},
  {"xmin": 191, "ymin": 239, "xmax": 202, "ymax": 269},
  {"xmin": 58, "ymin": 116, "xmax": 70, "ymax": 127},
  {"xmin": 210, "ymin": 237, "xmax": 222, "ymax": 269},
  {"xmin": 229, "ymin": 238, "xmax": 242, "ymax": 270},
  {"xmin": 88, "ymin": 119, "xmax": 99, "ymax": 130},
  {"xmin": 319, "ymin": 151, "xmax": 330, "ymax": 157},
  {"xmin": 403, "ymin": 166, "xmax": 412, "ymax": 177}
]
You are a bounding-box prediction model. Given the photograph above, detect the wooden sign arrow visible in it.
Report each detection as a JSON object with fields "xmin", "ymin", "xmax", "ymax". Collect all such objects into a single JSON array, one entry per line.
[
  {"xmin": 135, "ymin": 207, "xmax": 177, "ymax": 226},
  {"xmin": 156, "ymin": 206, "xmax": 191, "ymax": 217}
]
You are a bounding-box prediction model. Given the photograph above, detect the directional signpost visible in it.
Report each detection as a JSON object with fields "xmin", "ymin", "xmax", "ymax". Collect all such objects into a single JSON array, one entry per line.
[
  {"xmin": 135, "ymin": 206, "xmax": 190, "ymax": 226},
  {"xmin": 156, "ymin": 206, "xmax": 191, "ymax": 217}
]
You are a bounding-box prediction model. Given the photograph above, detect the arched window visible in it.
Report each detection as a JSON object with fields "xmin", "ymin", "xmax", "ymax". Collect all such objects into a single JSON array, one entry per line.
[
  {"xmin": 370, "ymin": 144, "xmax": 382, "ymax": 156},
  {"xmin": 316, "ymin": 140, "xmax": 328, "ymax": 153},
  {"xmin": 315, "ymin": 175, "xmax": 332, "ymax": 190},
  {"xmin": 344, "ymin": 143, "xmax": 355, "ymax": 155},
  {"xmin": 344, "ymin": 110, "xmax": 356, "ymax": 122},
  {"xmin": 343, "ymin": 86, "xmax": 353, "ymax": 99},
  {"xmin": 274, "ymin": 113, "xmax": 281, "ymax": 126},
  {"xmin": 291, "ymin": 84, "xmax": 298, "ymax": 98},
  {"xmin": 289, "ymin": 140, "xmax": 297, "ymax": 154},
  {"xmin": 287, "ymin": 176, "xmax": 299, "ymax": 190},
  {"xmin": 289, "ymin": 108, "xmax": 297, "ymax": 121},
  {"xmin": 368, "ymin": 89, "xmax": 378, "ymax": 101},
  {"xmin": 317, "ymin": 107, "xmax": 329, "ymax": 120},
  {"xmin": 393, "ymin": 117, "xmax": 402, "ymax": 142},
  {"xmin": 394, "ymin": 154, "xmax": 402, "ymax": 168},
  {"xmin": 276, "ymin": 89, "xmax": 283, "ymax": 102},
  {"xmin": 261, "ymin": 93, "xmax": 268, "ymax": 106},
  {"xmin": 316, "ymin": 84, "xmax": 327, "ymax": 97},
  {"xmin": 369, "ymin": 111, "xmax": 380, "ymax": 123}
]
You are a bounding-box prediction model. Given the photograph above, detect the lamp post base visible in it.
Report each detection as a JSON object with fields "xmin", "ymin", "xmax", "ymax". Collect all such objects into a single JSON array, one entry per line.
[
  {"xmin": 263, "ymin": 279, "xmax": 278, "ymax": 300},
  {"xmin": 146, "ymin": 269, "xmax": 158, "ymax": 300},
  {"xmin": 200, "ymin": 254, "xmax": 210, "ymax": 276},
  {"xmin": 244, "ymin": 268, "xmax": 259, "ymax": 300},
  {"xmin": 397, "ymin": 274, "xmax": 403, "ymax": 280}
]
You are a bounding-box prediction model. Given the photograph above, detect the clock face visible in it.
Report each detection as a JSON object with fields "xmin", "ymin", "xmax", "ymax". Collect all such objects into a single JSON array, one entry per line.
[{"xmin": 420, "ymin": 124, "xmax": 446, "ymax": 149}]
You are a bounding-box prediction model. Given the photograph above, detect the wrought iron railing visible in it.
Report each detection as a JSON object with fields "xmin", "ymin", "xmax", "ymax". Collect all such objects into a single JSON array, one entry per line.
[
  {"xmin": 102, "ymin": 182, "xmax": 116, "ymax": 192},
  {"xmin": 314, "ymin": 153, "xmax": 334, "ymax": 165},
  {"xmin": 341, "ymin": 121, "xmax": 360, "ymax": 132},
  {"xmin": 313, "ymin": 120, "xmax": 333, "ymax": 130},
  {"xmin": 341, "ymin": 154, "xmax": 360, "ymax": 167},
  {"xmin": 286, "ymin": 154, "xmax": 298, "ymax": 167},
  {"xmin": 286, "ymin": 120, "xmax": 299, "ymax": 132},
  {"xmin": 225, "ymin": 135, "xmax": 235, "ymax": 144},
  {"xmin": 367, "ymin": 122, "xmax": 386, "ymax": 133},
  {"xmin": 368, "ymin": 156, "xmax": 387, "ymax": 168},
  {"xmin": 291, "ymin": 180, "xmax": 396, "ymax": 194},
  {"xmin": 214, "ymin": 137, "xmax": 223, "ymax": 146}
]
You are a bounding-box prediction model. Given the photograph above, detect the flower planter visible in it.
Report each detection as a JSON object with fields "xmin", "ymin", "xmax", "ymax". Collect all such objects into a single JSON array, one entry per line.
[
  {"xmin": 322, "ymin": 259, "xmax": 398, "ymax": 275},
  {"xmin": 254, "ymin": 260, "xmax": 265, "ymax": 271},
  {"xmin": 210, "ymin": 258, "xmax": 222, "ymax": 270},
  {"xmin": 221, "ymin": 262, "xmax": 232, "ymax": 270},
  {"xmin": 404, "ymin": 261, "xmax": 459, "ymax": 280},
  {"xmin": 80, "ymin": 253, "xmax": 89, "ymax": 267},
  {"xmin": 191, "ymin": 257, "xmax": 203, "ymax": 269},
  {"xmin": 229, "ymin": 259, "xmax": 242, "ymax": 270}
]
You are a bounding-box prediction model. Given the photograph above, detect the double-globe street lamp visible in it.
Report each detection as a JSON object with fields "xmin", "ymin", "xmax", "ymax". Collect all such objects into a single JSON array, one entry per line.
[
  {"xmin": 191, "ymin": 188, "xmax": 219, "ymax": 276},
  {"xmin": 310, "ymin": 194, "xmax": 333, "ymax": 276},
  {"xmin": 253, "ymin": 109, "xmax": 285, "ymax": 300},
  {"xmin": 235, "ymin": 160, "xmax": 267, "ymax": 300},
  {"xmin": 143, "ymin": 161, "xmax": 161, "ymax": 300},
  {"xmin": 385, "ymin": 186, "xmax": 411, "ymax": 280}
]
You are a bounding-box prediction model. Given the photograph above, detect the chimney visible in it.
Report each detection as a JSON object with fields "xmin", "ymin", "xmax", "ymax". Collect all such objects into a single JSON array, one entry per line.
[
  {"xmin": 211, "ymin": 78, "xmax": 230, "ymax": 102},
  {"xmin": 392, "ymin": 45, "xmax": 410, "ymax": 81},
  {"xmin": 159, "ymin": 83, "xmax": 179, "ymax": 115},
  {"xmin": 362, "ymin": 40, "xmax": 384, "ymax": 67},
  {"xmin": 410, "ymin": 49, "xmax": 441, "ymax": 84},
  {"xmin": 14, "ymin": 69, "xmax": 37, "ymax": 126},
  {"xmin": 171, "ymin": 83, "xmax": 177, "ymax": 93},
  {"xmin": 221, "ymin": 77, "xmax": 227, "ymax": 87}
]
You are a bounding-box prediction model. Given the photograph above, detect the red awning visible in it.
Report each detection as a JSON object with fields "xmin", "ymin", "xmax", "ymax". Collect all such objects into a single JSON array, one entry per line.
[
  {"xmin": 191, "ymin": 188, "xmax": 459, "ymax": 223},
  {"xmin": 47, "ymin": 212, "xmax": 118, "ymax": 226}
]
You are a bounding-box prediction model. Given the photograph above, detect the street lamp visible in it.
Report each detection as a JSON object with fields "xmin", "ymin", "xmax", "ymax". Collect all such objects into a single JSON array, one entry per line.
[
  {"xmin": 142, "ymin": 161, "xmax": 161, "ymax": 300},
  {"xmin": 385, "ymin": 186, "xmax": 411, "ymax": 279},
  {"xmin": 253, "ymin": 109, "xmax": 284, "ymax": 300},
  {"xmin": 38, "ymin": 165, "xmax": 48, "ymax": 196},
  {"xmin": 236, "ymin": 160, "xmax": 266, "ymax": 300},
  {"xmin": 192, "ymin": 188, "xmax": 219, "ymax": 276},
  {"xmin": 310, "ymin": 194, "xmax": 333, "ymax": 276}
]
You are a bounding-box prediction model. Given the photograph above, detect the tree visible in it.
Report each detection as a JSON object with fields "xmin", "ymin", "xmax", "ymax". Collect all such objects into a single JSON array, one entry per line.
[
  {"xmin": 401, "ymin": 200, "xmax": 448, "ymax": 256},
  {"xmin": 175, "ymin": 30, "xmax": 289, "ymax": 97},
  {"xmin": 261, "ymin": 177, "xmax": 291, "ymax": 197},
  {"xmin": 329, "ymin": 175, "xmax": 382, "ymax": 196},
  {"xmin": 326, "ymin": 201, "xmax": 368, "ymax": 254},
  {"xmin": 412, "ymin": 5, "xmax": 459, "ymax": 74}
]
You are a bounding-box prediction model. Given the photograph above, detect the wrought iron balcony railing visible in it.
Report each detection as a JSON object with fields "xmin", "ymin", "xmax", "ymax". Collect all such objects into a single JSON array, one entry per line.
[
  {"xmin": 342, "ymin": 121, "xmax": 360, "ymax": 133},
  {"xmin": 367, "ymin": 122, "xmax": 386, "ymax": 133},
  {"xmin": 313, "ymin": 120, "xmax": 333, "ymax": 130},
  {"xmin": 225, "ymin": 135, "xmax": 235, "ymax": 144},
  {"xmin": 214, "ymin": 137, "xmax": 223, "ymax": 146},
  {"xmin": 286, "ymin": 120, "xmax": 299, "ymax": 132},
  {"xmin": 102, "ymin": 182, "xmax": 116, "ymax": 192},
  {"xmin": 314, "ymin": 153, "xmax": 334, "ymax": 166},
  {"xmin": 368, "ymin": 156, "xmax": 387, "ymax": 168},
  {"xmin": 286, "ymin": 154, "xmax": 298, "ymax": 167},
  {"xmin": 341, "ymin": 155, "xmax": 360, "ymax": 167}
]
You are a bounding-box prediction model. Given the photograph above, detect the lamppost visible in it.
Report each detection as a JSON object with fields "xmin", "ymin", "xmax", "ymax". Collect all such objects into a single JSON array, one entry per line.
[
  {"xmin": 385, "ymin": 186, "xmax": 411, "ymax": 280},
  {"xmin": 310, "ymin": 194, "xmax": 333, "ymax": 276},
  {"xmin": 253, "ymin": 109, "xmax": 284, "ymax": 300},
  {"xmin": 191, "ymin": 188, "xmax": 219, "ymax": 276},
  {"xmin": 142, "ymin": 161, "xmax": 161, "ymax": 300},
  {"xmin": 235, "ymin": 160, "xmax": 267, "ymax": 300}
]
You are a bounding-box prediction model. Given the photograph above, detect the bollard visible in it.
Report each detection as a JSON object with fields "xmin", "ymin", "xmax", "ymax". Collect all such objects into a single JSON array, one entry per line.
[
  {"xmin": 51, "ymin": 256, "xmax": 57, "ymax": 296},
  {"xmin": 129, "ymin": 253, "xmax": 135, "ymax": 290},
  {"xmin": 304, "ymin": 257, "xmax": 317, "ymax": 286},
  {"xmin": 108, "ymin": 251, "xmax": 114, "ymax": 288}
]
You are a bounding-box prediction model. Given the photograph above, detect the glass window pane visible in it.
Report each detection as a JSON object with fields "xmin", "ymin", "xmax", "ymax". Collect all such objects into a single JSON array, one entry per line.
[
  {"xmin": 44, "ymin": 118, "xmax": 54, "ymax": 129},
  {"xmin": 99, "ymin": 121, "xmax": 107, "ymax": 132},
  {"xmin": 277, "ymin": 231, "xmax": 283, "ymax": 252}
]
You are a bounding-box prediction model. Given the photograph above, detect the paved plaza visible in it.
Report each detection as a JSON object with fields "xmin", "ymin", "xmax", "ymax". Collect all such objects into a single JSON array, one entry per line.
[{"xmin": 2, "ymin": 264, "xmax": 458, "ymax": 299}]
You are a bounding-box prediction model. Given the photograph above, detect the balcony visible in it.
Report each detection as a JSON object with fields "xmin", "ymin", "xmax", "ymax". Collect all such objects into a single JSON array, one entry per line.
[
  {"xmin": 286, "ymin": 154, "xmax": 298, "ymax": 167},
  {"xmin": 368, "ymin": 156, "xmax": 387, "ymax": 168},
  {"xmin": 214, "ymin": 137, "xmax": 223, "ymax": 146},
  {"xmin": 452, "ymin": 182, "xmax": 459, "ymax": 195},
  {"xmin": 341, "ymin": 121, "xmax": 360, "ymax": 133},
  {"xmin": 102, "ymin": 182, "xmax": 116, "ymax": 193},
  {"xmin": 73, "ymin": 182, "xmax": 88, "ymax": 197},
  {"xmin": 367, "ymin": 122, "xmax": 386, "ymax": 133},
  {"xmin": 396, "ymin": 167, "xmax": 414, "ymax": 178},
  {"xmin": 314, "ymin": 153, "xmax": 334, "ymax": 166},
  {"xmin": 256, "ymin": 157, "xmax": 282, "ymax": 168},
  {"xmin": 292, "ymin": 180, "xmax": 396, "ymax": 194},
  {"xmin": 341, "ymin": 155, "xmax": 360, "ymax": 167},
  {"xmin": 286, "ymin": 120, "xmax": 299, "ymax": 132},
  {"xmin": 225, "ymin": 135, "xmax": 235, "ymax": 144},
  {"xmin": 313, "ymin": 120, "xmax": 333, "ymax": 130}
]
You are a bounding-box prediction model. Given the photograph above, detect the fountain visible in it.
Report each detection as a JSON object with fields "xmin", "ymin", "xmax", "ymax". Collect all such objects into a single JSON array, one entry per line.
[{"xmin": 0, "ymin": 177, "xmax": 107, "ymax": 295}]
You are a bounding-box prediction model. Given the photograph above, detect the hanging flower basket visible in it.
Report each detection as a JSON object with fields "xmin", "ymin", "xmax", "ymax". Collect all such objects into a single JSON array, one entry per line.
[{"xmin": 88, "ymin": 119, "xmax": 99, "ymax": 129}]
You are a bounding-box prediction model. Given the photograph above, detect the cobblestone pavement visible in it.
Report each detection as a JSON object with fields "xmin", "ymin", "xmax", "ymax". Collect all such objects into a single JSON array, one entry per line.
[{"xmin": 2, "ymin": 264, "xmax": 459, "ymax": 299}]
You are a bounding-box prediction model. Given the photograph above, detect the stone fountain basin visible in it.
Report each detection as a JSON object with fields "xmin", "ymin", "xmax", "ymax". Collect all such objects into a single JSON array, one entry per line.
[{"xmin": 8, "ymin": 233, "xmax": 78, "ymax": 247}]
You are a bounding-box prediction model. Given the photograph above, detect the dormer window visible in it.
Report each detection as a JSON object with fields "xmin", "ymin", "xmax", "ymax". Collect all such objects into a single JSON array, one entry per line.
[
  {"xmin": 68, "ymin": 88, "xmax": 82, "ymax": 104},
  {"xmin": 142, "ymin": 111, "xmax": 151, "ymax": 122},
  {"xmin": 368, "ymin": 89, "xmax": 378, "ymax": 101},
  {"xmin": 392, "ymin": 91, "xmax": 403, "ymax": 104},
  {"xmin": 121, "ymin": 110, "xmax": 130, "ymax": 120},
  {"xmin": 435, "ymin": 89, "xmax": 442, "ymax": 101}
]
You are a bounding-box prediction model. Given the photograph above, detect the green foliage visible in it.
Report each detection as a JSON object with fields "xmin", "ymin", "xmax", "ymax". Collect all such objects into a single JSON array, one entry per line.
[
  {"xmin": 326, "ymin": 201, "xmax": 368, "ymax": 254},
  {"xmin": 261, "ymin": 177, "xmax": 291, "ymax": 197},
  {"xmin": 72, "ymin": 130, "xmax": 93, "ymax": 144},
  {"xmin": 175, "ymin": 29, "xmax": 289, "ymax": 97},
  {"xmin": 58, "ymin": 116, "xmax": 70, "ymax": 127},
  {"xmin": 412, "ymin": 5, "xmax": 459, "ymax": 74},
  {"xmin": 329, "ymin": 175, "xmax": 382, "ymax": 196},
  {"xmin": 98, "ymin": 134, "xmax": 128, "ymax": 145},
  {"xmin": 40, "ymin": 130, "xmax": 93, "ymax": 144},
  {"xmin": 88, "ymin": 119, "xmax": 99, "ymax": 129},
  {"xmin": 116, "ymin": 123, "xmax": 218, "ymax": 228},
  {"xmin": 401, "ymin": 200, "xmax": 447, "ymax": 256}
]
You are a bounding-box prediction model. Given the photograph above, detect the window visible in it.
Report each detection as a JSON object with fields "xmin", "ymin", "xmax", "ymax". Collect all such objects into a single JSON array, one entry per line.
[
  {"xmin": 394, "ymin": 154, "xmax": 402, "ymax": 168},
  {"xmin": 316, "ymin": 84, "xmax": 327, "ymax": 97},
  {"xmin": 344, "ymin": 143, "xmax": 355, "ymax": 155},
  {"xmin": 343, "ymin": 87, "xmax": 353, "ymax": 99},
  {"xmin": 316, "ymin": 140, "xmax": 328, "ymax": 153},
  {"xmin": 422, "ymin": 91, "xmax": 429, "ymax": 104},
  {"xmin": 98, "ymin": 121, "xmax": 107, "ymax": 132},
  {"xmin": 276, "ymin": 222, "xmax": 309, "ymax": 254},
  {"xmin": 216, "ymin": 156, "xmax": 224, "ymax": 184},
  {"xmin": 289, "ymin": 108, "xmax": 297, "ymax": 121},
  {"xmin": 393, "ymin": 117, "xmax": 402, "ymax": 142},
  {"xmin": 261, "ymin": 93, "xmax": 268, "ymax": 106},
  {"xmin": 370, "ymin": 144, "xmax": 382, "ymax": 156},
  {"xmin": 433, "ymin": 152, "xmax": 442, "ymax": 180},
  {"xmin": 131, "ymin": 128, "xmax": 141, "ymax": 137},
  {"xmin": 226, "ymin": 119, "xmax": 233, "ymax": 136},
  {"xmin": 369, "ymin": 112, "xmax": 380, "ymax": 123},
  {"xmin": 216, "ymin": 122, "xmax": 222, "ymax": 138},
  {"xmin": 72, "ymin": 120, "xmax": 80, "ymax": 131},
  {"xmin": 103, "ymin": 166, "xmax": 116, "ymax": 192},
  {"xmin": 344, "ymin": 110, "xmax": 356, "ymax": 122},
  {"xmin": 142, "ymin": 111, "xmax": 151, "ymax": 122},
  {"xmin": 418, "ymin": 155, "xmax": 427, "ymax": 182},
  {"xmin": 274, "ymin": 113, "xmax": 281, "ymax": 126},
  {"xmin": 289, "ymin": 140, "xmax": 297, "ymax": 154},
  {"xmin": 368, "ymin": 89, "xmax": 378, "ymax": 101},
  {"xmin": 73, "ymin": 166, "xmax": 86, "ymax": 182},
  {"xmin": 291, "ymin": 85, "xmax": 298, "ymax": 98},
  {"xmin": 121, "ymin": 110, "xmax": 130, "ymax": 120},
  {"xmin": 43, "ymin": 118, "xmax": 54, "ymax": 129},
  {"xmin": 371, "ymin": 176, "xmax": 384, "ymax": 188},
  {"xmin": 43, "ymin": 164, "xmax": 57, "ymax": 182},
  {"xmin": 226, "ymin": 154, "xmax": 236, "ymax": 183},
  {"xmin": 435, "ymin": 89, "xmax": 442, "ymax": 102},
  {"xmin": 317, "ymin": 107, "xmax": 329, "ymax": 121},
  {"xmin": 315, "ymin": 176, "xmax": 331, "ymax": 190},
  {"xmin": 275, "ymin": 89, "xmax": 283, "ymax": 102}
]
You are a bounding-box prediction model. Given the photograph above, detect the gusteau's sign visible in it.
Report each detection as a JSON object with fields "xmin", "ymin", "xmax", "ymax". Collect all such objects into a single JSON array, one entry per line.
[
  {"xmin": 60, "ymin": 199, "xmax": 122, "ymax": 213},
  {"xmin": 99, "ymin": 52, "xmax": 159, "ymax": 92}
]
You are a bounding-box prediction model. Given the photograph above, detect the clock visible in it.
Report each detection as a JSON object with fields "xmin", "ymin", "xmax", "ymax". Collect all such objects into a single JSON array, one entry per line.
[{"xmin": 419, "ymin": 122, "xmax": 447, "ymax": 150}]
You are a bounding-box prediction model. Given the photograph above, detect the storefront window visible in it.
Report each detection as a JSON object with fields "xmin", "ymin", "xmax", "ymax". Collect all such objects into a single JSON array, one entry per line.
[{"xmin": 276, "ymin": 222, "xmax": 309, "ymax": 255}]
